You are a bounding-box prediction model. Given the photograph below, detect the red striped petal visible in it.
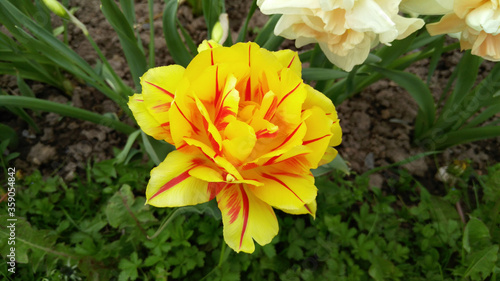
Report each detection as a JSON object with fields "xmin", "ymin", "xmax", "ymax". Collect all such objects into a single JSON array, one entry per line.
[{"xmin": 145, "ymin": 81, "xmax": 175, "ymax": 99}]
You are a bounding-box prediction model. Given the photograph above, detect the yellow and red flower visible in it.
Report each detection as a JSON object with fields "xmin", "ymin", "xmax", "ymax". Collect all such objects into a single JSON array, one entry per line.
[{"xmin": 128, "ymin": 41, "xmax": 342, "ymax": 253}]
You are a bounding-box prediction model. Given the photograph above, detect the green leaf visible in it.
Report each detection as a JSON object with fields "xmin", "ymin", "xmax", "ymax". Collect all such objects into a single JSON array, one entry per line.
[
  {"xmin": 105, "ymin": 184, "xmax": 155, "ymax": 229},
  {"xmin": 463, "ymin": 217, "xmax": 492, "ymax": 253},
  {"xmin": 101, "ymin": 0, "xmax": 147, "ymax": 89},
  {"xmin": 0, "ymin": 216, "xmax": 77, "ymax": 271},
  {"xmin": 312, "ymin": 154, "xmax": 350, "ymax": 176},
  {"xmin": 448, "ymin": 51, "xmax": 482, "ymax": 108},
  {"xmin": 437, "ymin": 126, "xmax": 500, "ymax": 150},
  {"xmin": 115, "ymin": 130, "xmax": 141, "ymax": 164},
  {"xmin": 462, "ymin": 245, "xmax": 499, "ymax": 281},
  {"xmin": 202, "ymin": 0, "xmax": 222, "ymax": 40},
  {"xmin": 16, "ymin": 74, "xmax": 35, "ymax": 98},
  {"xmin": 119, "ymin": 252, "xmax": 142, "ymax": 281},
  {"xmin": 162, "ymin": 0, "xmax": 193, "ymax": 67},
  {"xmin": 0, "ymin": 96, "xmax": 135, "ymax": 134},
  {"xmin": 374, "ymin": 32, "xmax": 417, "ymax": 66},
  {"xmin": 0, "ymin": 124, "xmax": 18, "ymax": 149},
  {"xmin": 236, "ymin": 0, "xmax": 257, "ymax": 43},
  {"xmin": 369, "ymin": 65, "xmax": 435, "ymax": 136},
  {"xmin": 119, "ymin": 0, "xmax": 136, "ymax": 27},
  {"xmin": 255, "ymin": 14, "xmax": 281, "ymax": 47},
  {"xmin": 140, "ymin": 132, "xmax": 174, "ymax": 165},
  {"xmin": 0, "ymin": 1, "xmax": 128, "ymax": 106},
  {"xmin": 302, "ymin": 68, "xmax": 348, "ymax": 81},
  {"xmin": 369, "ymin": 256, "xmax": 401, "ymax": 281}
]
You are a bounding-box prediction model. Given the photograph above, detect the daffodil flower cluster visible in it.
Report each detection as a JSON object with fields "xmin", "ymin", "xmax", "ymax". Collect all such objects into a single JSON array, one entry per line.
[
  {"xmin": 403, "ymin": 0, "xmax": 500, "ymax": 61},
  {"xmin": 128, "ymin": 41, "xmax": 341, "ymax": 253},
  {"xmin": 257, "ymin": 0, "xmax": 424, "ymax": 71}
]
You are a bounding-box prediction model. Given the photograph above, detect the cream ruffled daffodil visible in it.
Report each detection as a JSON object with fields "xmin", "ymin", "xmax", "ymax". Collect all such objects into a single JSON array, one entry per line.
[
  {"xmin": 425, "ymin": 0, "xmax": 500, "ymax": 61},
  {"xmin": 257, "ymin": 0, "xmax": 424, "ymax": 71},
  {"xmin": 128, "ymin": 41, "xmax": 342, "ymax": 253}
]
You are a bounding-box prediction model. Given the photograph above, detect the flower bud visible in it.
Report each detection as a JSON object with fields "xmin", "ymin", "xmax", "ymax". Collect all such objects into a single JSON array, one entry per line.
[{"xmin": 42, "ymin": 0, "xmax": 70, "ymax": 20}]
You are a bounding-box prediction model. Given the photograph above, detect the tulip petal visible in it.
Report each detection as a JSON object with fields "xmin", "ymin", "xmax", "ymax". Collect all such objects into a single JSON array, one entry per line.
[
  {"xmin": 272, "ymin": 49, "xmax": 302, "ymax": 77},
  {"xmin": 302, "ymin": 107, "xmax": 334, "ymax": 168},
  {"xmin": 128, "ymin": 65, "xmax": 185, "ymax": 143},
  {"xmin": 217, "ymin": 184, "xmax": 278, "ymax": 253},
  {"xmin": 249, "ymin": 169, "xmax": 317, "ymax": 210},
  {"xmin": 128, "ymin": 93, "xmax": 172, "ymax": 142},
  {"xmin": 281, "ymin": 199, "xmax": 317, "ymax": 218},
  {"xmin": 222, "ymin": 119, "xmax": 257, "ymax": 164},
  {"xmin": 146, "ymin": 150, "xmax": 213, "ymax": 207}
]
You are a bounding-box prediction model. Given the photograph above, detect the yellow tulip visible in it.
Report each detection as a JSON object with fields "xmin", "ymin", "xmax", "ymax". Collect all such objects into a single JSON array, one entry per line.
[
  {"xmin": 128, "ymin": 41, "xmax": 341, "ymax": 253},
  {"xmin": 257, "ymin": 0, "xmax": 424, "ymax": 71},
  {"xmin": 426, "ymin": 0, "xmax": 500, "ymax": 61}
]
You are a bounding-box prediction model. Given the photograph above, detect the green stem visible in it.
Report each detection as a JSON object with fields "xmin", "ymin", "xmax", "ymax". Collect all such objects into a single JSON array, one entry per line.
[{"xmin": 218, "ymin": 241, "xmax": 227, "ymax": 267}]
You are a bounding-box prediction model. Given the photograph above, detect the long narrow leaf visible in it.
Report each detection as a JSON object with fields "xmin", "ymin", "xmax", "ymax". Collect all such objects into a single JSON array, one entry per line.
[
  {"xmin": 448, "ymin": 51, "xmax": 482, "ymax": 107},
  {"xmin": 427, "ymin": 36, "xmax": 445, "ymax": 84},
  {"xmin": 236, "ymin": 0, "xmax": 257, "ymax": 43},
  {"xmin": 255, "ymin": 14, "xmax": 281, "ymax": 46},
  {"xmin": 437, "ymin": 126, "xmax": 500, "ymax": 149},
  {"xmin": 202, "ymin": 0, "xmax": 221, "ymax": 40},
  {"xmin": 162, "ymin": 0, "xmax": 193, "ymax": 67},
  {"xmin": 302, "ymin": 68, "xmax": 348, "ymax": 81},
  {"xmin": 0, "ymin": 1, "xmax": 127, "ymax": 106},
  {"xmin": 0, "ymin": 96, "xmax": 135, "ymax": 135},
  {"xmin": 370, "ymin": 65, "xmax": 436, "ymax": 135},
  {"xmin": 147, "ymin": 0, "xmax": 155, "ymax": 68},
  {"xmin": 101, "ymin": 0, "xmax": 147, "ymax": 89},
  {"xmin": 375, "ymin": 32, "xmax": 417, "ymax": 67},
  {"xmin": 119, "ymin": 0, "xmax": 136, "ymax": 27}
]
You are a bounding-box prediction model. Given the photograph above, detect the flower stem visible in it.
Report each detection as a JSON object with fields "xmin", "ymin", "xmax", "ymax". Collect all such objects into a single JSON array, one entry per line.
[{"xmin": 218, "ymin": 241, "xmax": 227, "ymax": 267}]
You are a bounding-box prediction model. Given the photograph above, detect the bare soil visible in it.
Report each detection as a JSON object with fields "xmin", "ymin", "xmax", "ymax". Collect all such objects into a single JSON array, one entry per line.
[{"xmin": 2, "ymin": 0, "xmax": 499, "ymax": 188}]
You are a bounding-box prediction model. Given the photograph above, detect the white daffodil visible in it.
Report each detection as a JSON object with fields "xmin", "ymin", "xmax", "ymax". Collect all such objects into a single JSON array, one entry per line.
[
  {"xmin": 258, "ymin": 0, "xmax": 424, "ymax": 71},
  {"xmin": 427, "ymin": 0, "xmax": 500, "ymax": 61}
]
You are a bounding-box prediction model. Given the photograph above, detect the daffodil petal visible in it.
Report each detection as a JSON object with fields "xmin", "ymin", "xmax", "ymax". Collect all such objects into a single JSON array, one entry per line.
[{"xmin": 217, "ymin": 184, "xmax": 278, "ymax": 253}]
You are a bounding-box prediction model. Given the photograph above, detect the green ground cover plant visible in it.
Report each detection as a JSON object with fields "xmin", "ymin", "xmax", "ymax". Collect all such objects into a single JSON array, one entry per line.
[
  {"xmin": 1, "ymin": 153, "xmax": 499, "ymax": 280},
  {"xmin": 1, "ymin": 0, "xmax": 500, "ymax": 279}
]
